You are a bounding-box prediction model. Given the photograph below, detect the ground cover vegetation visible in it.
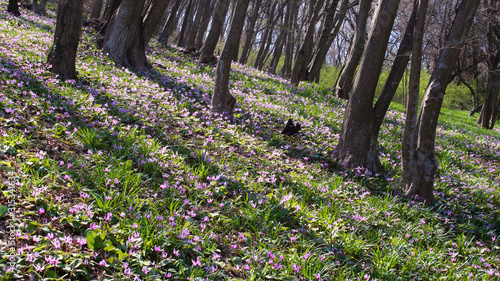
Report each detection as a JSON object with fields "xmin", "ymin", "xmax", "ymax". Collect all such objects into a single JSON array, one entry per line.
[{"xmin": 1, "ymin": 1, "xmax": 500, "ymax": 280}]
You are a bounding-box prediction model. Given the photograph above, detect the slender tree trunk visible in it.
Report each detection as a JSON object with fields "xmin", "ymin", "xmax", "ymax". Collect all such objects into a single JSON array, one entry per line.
[
  {"xmin": 178, "ymin": 0, "xmax": 194, "ymax": 47},
  {"xmin": 102, "ymin": 0, "xmax": 149, "ymax": 69},
  {"xmin": 402, "ymin": 0, "xmax": 428, "ymax": 188},
  {"xmin": 185, "ymin": 0, "xmax": 205, "ymax": 48},
  {"xmin": 239, "ymin": 0, "xmax": 262, "ymax": 64},
  {"xmin": 91, "ymin": 0, "xmax": 104, "ymax": 19},
  {"xmin": 195, "ymin": 0, "xmax": 214, "ymax": 50},
  {"xmin": 47, "ymin": 0, "xmax": 84, "ymax": 80},
  {"xmin": 280, "ymin": 0, "xmax": 297, "ymax": 78},
  {"xmin": 198, "ymin": 0, "xmax": 231, "ymax": 63},
  {"xmin": 31, "ymin": 0, "xmax": 37, "ymax": 11},
  {"xmin": 306, "ymin": 0, "xmax": 348, "ymax": 82},
  {"xmin": 269, "ymin": 12, "xmax": 287, "ymax": 74},
  {"xmin": 7, "ymin": 0, "xmax": 20, "ymax": 17},
  {"xmin": 212, "ymin": 0, "xmax": 250, "ymax": 115},
  {"xmin": 102, "ymin": 0, "xmax": 123, "ymax": 21},
  {"xmin": 254, "ymin": 1, "xmax": 278, "ymax": 69},
  {"xmin": 479, "ymin": 6, "xmax": 500, "ymax": 129},
  {"xmin": 143, "ymin": 0, "xmax": 171, "ymax": 45},
  {"xmin": 335, "ymin": 0, "xmax": 371, "ymax": 99},
  {"xmin": 407, "ymin": 0, "xmax": 480, "ymax": 205},
  {"xmin": 158, "ymin": 0, "xmax": 183, "ymax": 45},
  {"xmin": 290, "ymin": 0, "xmax": 326, "ymax": 85},
  {"xmin": 34, "ymin": 0, "xmax": 48, "ymax": 16},
  {"xmin": 332, "ymin": 0, "xmax": 401, "ymax": 172}
]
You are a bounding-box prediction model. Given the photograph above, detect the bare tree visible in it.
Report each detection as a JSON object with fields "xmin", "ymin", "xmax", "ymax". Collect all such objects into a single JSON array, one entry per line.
[
  {"xmin": 211, "ymin": 0, "xmax": 251, "ymax": 115},
  {"xmin": 334, "ymin": 0, "xmax": 371, "ymax": 99},
  {"xmin": 198, "ymin": 0, "xmax": 231, "ymax": 64},
  {"xmin": 478, "ymin": 0, "xmax": 500, "ymax": 129},
  {"xmin": 47, "ymin": 0, "xmax": 84, "ymax": 80},
  {"xmin": 34, "ymin": 0, "xmax": 48, "ymax": 16},
  {"xmin": 306, "ymin": 0, "xmax": 349, "ymax": 82},
  {"xmin": 239, "ymin": 0, "xmax": 263, "ymax": 65},
  {"xmin": 143, "ymin": 0, "xmax": 171, "ymax": 44},
  {"xmin": 405, "ymin": 0, "xmax": 480, "ymax": 204},
  {"xmin": 332, "ymin": 0, "xmax": 401, "ymax": 172},
  {"xmin": 102, "ymin": 0, "xmax": 168, "ymax": 69},
  {"xmin": 90, "ymin": 0, "xmax": 104, "ymax": 19},
  {"xmin": 158, "ymin": 0, "xmax": 183, "ymax": 45},
  {"xmin": 290, "ymin": 0, "xmax": 326, "ymax": 85},
  {"xmin": 7, "ymin": 0, "xmax": 20, "ymax": 17},
  {"xmin": 402, "ymin": 0, "xmax": 429, "ymax": 190},
  {"xmin": 195, "ymin": 0, "xmax": 214, "ymax": 50}
]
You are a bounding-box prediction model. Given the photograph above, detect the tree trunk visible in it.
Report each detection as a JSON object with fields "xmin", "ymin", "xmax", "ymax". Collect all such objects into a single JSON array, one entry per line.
[
  {"xmin": 184, "ymin": 0, "xmax": 205, "ymax": 48},
  {"xmin": 195, "ymin": 0, "xmax": 214, "ymax": 50},
  {"xmin": 269, "ymin": 12, "xmax": 286, "ymax": 75},
  {"xmin": 158, "ymin": 0, "xmax": 183, "ymax": 45},
  {"xmin": 335, "ymin": 0, "xmax": 371, "ymax": 99},
  {"xmin": 178, "ymin": 0, "xmax": 194, "ymax": 47},
  {"xmin": 102, "ymin": 0, "xmax": 149, "ymax": 69},
  {"xmin": 143, "ymin": 0, "xmax": 171, "ymax": 45},
  {"xmin": 239, "ymin": 0, "xmax": 262, "ymax": 64},
  {"xmin": 280, "ymin": 0, "xmax": 297, "ymax": 78},
  {"xmin": 34, "ymin": 0, "xmax": 48, "ymax": 16},
  {"xmin": 290, "ymin": 0, "xmax": 326, "ymax": 85},
  {"xmin": 254, "ymin": 1, "xmax": 278, "ymax": 69},
  {"xmin": 211, "ymin": 0, "xmax": 250, "ymax": 115},
  {"xmin": 7, "ymin": 0, "xmax": 20, "ymax": 17},
  {"xmin": 101, "ymin": 0, "xmax": 122, "ymax": 24},
  {"xmin": 332, "ymin": 0, "xmax": 401, "ymax": 172},
  {"xmin": 47, "ymin": 0, "xmax": 84, "ymax": 80},
  {"xmin": 198, "ymin": 0, "xmax": 231, "ymax": 64},
  {"xmin": 407, "ymin": 0, "xmax": 480, "ymax": 205},
  {"xmin": 479, "ymin": 5, "xmax": 500, "ymax": 129},
  {"xmin": 401, "ymin": 0, "xmax": 428, "ymax": 189},
  {"xmin": 91, "ymin": 0, "xmax": 104, "ymax": 19},
  {"xmin": 306, "ymin": 0, "xmax": 348, "ymax": 82}
]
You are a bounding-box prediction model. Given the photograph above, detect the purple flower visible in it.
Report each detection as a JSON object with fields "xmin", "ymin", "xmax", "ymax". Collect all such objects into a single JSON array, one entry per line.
[{"xmin": 99, "ymin": 260, "xmax": 107, "ymax": 267}]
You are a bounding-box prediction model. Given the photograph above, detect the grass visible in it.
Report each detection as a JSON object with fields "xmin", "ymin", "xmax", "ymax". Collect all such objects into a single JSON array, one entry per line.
[{"xmin": 0, "ymin": 3, "xmax": 499, "ymax": 280}]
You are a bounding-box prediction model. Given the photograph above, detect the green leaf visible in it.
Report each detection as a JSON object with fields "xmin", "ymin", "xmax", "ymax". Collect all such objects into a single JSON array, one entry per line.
[
  {"xmin": 0, "ymin": 205, "xmax": 7, "ymax": 218},
  {"xmin": 86, "ymin": 230, "xmax": 106, "ymax": 251}
]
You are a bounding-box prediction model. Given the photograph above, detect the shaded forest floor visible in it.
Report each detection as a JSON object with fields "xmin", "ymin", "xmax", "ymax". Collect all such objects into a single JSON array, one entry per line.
[{"xmin": 0, "ymin": 4, "xmax": 499, "ymax": 280}]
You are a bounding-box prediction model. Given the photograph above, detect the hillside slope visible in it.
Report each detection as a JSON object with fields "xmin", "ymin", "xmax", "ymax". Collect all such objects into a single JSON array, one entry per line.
[{"xmin": 0, "ymin": 5, "xmax": 499, "ymax": 280}]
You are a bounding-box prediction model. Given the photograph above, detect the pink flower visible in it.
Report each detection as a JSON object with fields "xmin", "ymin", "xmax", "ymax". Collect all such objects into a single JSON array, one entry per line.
[{"xmin": 192, "ymin": 256, "xmax": 201, "ymax": 267}]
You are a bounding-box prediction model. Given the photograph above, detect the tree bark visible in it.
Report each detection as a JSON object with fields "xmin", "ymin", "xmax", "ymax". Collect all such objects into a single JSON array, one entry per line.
[
  {"xmin": 185, "ymin": 0, "xmax": 205, "ymax": 48},
  {"xmin": 239, "ymin": 0, "xmax": 262, "ymax": 65},
  {"xmin": 407, "ymin": 0, "xmax": 480, "ymax": 205},
  {"xmin": 195, "ymin": 0, "xmax": 214, "ymax": 50},
  {"xmin": 479, "ymin": 1, "xmax": 500, "ymax": 129},
  {"xmin": 178, "ymin": 0, "xmax": 194, "ymax": 47},
  {"xmin": 101, "ymin": 0, "xmax": 123, "ymax": 23},
  {"xmin": 211, "ymin": 0, "xmax": 250, "ymax": 115},
  {"xmin": 7, "ymin": 0, "xmax": 20, "ymax": 17},
  {"xmin": 143, "ymin": 0, "xmax": 171, "ymax": 45},
  {"xmin": 332, "ymin": 0, "xmax": 401, "ymax": 172},
  {"xmin": 280, "ymin": 0, "xmax": 297, "ymax": 78},
  {"xmin": 254, "ymin": 1, "xmax": 278, "ymax": 69},
  {"xmin": 198, "ymin": 0, "xmax": 231, "ymax": 63},
  {"xmin": 401, "ymin": 0, "xmax": 429, "ymax": 190},
  {"xmin": 306, "ymin": 0, "xmax": 348, "ymax": 82},
  {"xmin": 34, "ymin": 0, "xmax": 48, "ymax": 16},
  {"xmin": 102, "ymin": 0, "xmax": 149, "ymax": 69},
  {"xmin": 290, "ymin": 0, "xmax": 326, "ymax": 85},
  {"xmin": 158, "ymin": 0, "xmax": 183, "ymax": 45},
  {"xmin": 335, "ymin": 0, "xmax": 371, "ymax": 99},
  {"xmin": 91, "ymin": 0, "xmax": 104, "ymax": 19},
  {"xmin": 47, "ymin": 0, "xmax": 84, "ymax": 80}
]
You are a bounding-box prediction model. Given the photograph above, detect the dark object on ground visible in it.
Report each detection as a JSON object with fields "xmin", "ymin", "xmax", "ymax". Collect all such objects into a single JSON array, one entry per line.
[{"xmin": 281, "ymin": 119, "xmax": 301, "ymax": 136}]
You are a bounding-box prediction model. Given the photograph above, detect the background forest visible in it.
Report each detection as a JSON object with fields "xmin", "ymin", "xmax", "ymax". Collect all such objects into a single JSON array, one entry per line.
[{"xmin": 0, "ymin": 0, "xmax": 499, "ymax": 280}]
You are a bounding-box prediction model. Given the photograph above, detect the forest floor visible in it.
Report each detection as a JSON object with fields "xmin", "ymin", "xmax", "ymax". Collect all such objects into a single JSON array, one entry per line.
[{"xmin": 0, "ymin": 3, "xmax": 500, "ymax": 280}]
